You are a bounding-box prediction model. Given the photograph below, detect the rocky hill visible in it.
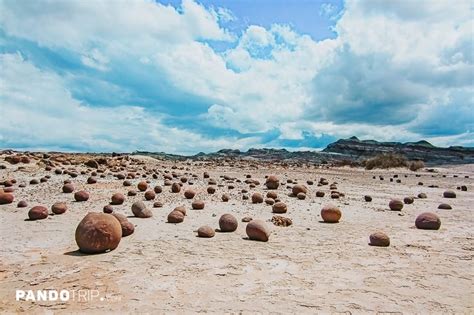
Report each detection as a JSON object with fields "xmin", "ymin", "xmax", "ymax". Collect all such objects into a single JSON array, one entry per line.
[
  {"xmin": 134, "ymin": 137, "xmax": 474, "ymax": 165},
  {"xmin": 322, "ymin": 136, "xmax": 474, "ymax": 165}
]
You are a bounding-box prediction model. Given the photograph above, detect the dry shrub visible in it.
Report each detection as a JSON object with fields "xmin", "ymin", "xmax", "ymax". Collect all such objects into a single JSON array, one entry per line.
[
  {"xmin": 408, "ymin": 160, "xmax": 425, "ymax": 171},
  {"xmin": 364, "ymin": 154, "xmax": 408, "ymax": 170}
]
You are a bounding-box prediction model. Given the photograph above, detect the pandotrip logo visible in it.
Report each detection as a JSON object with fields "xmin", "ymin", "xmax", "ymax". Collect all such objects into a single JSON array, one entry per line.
[{"xmin": 15, "ymin": 289, "xmax": 121, "ymax": 303}]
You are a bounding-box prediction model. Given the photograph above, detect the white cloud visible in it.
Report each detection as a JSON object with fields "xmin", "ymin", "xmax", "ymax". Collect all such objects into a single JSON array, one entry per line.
[{"xmin": 0, "ymin": 53, "xmax": 259, "ymax": 154}]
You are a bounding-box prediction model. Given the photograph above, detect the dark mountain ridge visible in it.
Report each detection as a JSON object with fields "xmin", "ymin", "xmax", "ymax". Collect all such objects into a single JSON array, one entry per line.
[{"xmin": 134, "ymin": 136, "xmax": 474, "ymax": 165}]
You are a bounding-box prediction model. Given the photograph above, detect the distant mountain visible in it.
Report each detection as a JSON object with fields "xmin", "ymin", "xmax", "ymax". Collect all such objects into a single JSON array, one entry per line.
[
  {"xmin": 134, "ymin": 137, "xmax": 474, "ymax": 165},
  {"xmin": 322, "ymin": 137, "xmax": 474, "ymax": 164}
]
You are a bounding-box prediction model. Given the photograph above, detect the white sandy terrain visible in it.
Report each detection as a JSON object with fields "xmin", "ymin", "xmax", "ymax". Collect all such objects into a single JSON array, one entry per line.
[{"xmin": 0, "ymin": 154, "xmax": 473, "ymax": 314}]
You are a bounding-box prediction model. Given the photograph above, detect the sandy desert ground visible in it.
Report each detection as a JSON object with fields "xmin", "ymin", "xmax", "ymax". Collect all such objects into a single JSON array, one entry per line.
[{"xmin": 0, "ymin": 152, "xmax": 473, "ymax": 314}]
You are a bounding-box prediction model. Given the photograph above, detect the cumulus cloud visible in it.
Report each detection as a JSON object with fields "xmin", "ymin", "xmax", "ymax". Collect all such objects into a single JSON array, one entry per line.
[
  {"xmin": 0, "ymin": 0, "xmax": 472, "ymax": 152},
  {"xmin": 0, "ymin": 53, "xmax": 259, "ymax": 154}
]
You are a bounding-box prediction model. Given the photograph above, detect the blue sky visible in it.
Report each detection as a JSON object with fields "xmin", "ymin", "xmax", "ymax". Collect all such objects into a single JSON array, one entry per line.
[{"xmin": 0, "ymin": 0, "xmax": 472, "ymax": 154}]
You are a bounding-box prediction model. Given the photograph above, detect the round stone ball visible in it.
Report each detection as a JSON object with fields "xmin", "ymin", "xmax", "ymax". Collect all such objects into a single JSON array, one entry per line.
[
  {"xmin": 171, "ymin": 182, "xmax": 181, "ymax": 193},
  {"xmin": 316, "ymin": 191, "xmax": 325, "ymax": 198},
  {"xmin": 389, "ymin": 199, "xmax": 404, "ymax": 211},
  {"xmin": 438, "ymin": 203, "xmax": 452, "ymax": 210},
  {"xmin": 51, "ymin": 202, "xmax": 67, "ymax": 214},
  {"xmin": 266, "ymin": 191, "xmax": 278, "ymax": 199},
  {"xmin": 403, "ymin": 197, "xmax": 414, "ymax": 204},
  {"xmin": 369, "ymin": 232, "xmax": 390, "ymax": 247},
  {"xmin": 168, "ymin": 210, "xmax": 184, "ymax": 223},
  {"xmin": 62, "ymin": 183, "xmax": 74, "ymax": 193},
  {"xmin": 144, "ymin": 190, "xmax": 156, "ymax": 200},
  {"xmin": 103, "ymin": 205, "xmax": 114, "ymax": 213},
  {"xmin": 443, "ymin": 190, "xmax": 456, "ymax": 198},
  {"xmin": 191, "ymin": 200, "xmax": 205, "ymax": 210},
  {"xmin": 197, "ymin": 226, "xmax": 215, "ymax": 238},
  {"xmin": 137, "ymin": 181, "xmax": 148, "ymax": 192},
  {"xmin": 28, "ymin": 206, "xmax": 49, "ymax": 220},
  {"xmin": 251, "ymin": 193, "xmax": 264, "ymax": 204},
  {"xmin": 246, "ymin": 219, "xmax": 270, "ymax": 242},
  {"xmin": 0, "ymin": 192, "xmax": 14, "ymax": 205},
  {"xmin": 75, "ymin": 213, "xmax": 122, "ymax": 254},
  {"xmin": 131, "ymin": 201, "xmax": 153, "ymax": 218},
  {"xmin": 265, "ymin": 175, "xmax": 279, "ymax": 189},
  {"xmin": 17, "ymin": 200, "xmax": 28, "ymax": 208},
  {"xmin": 219, "ymin": 214, "xmax": 238, "ymax": 232},
  {"xmin": 321, "ymin": 205, "xmax": 342, "ymax": 223},
  {"xmin": 297, "ymin": 192, "xmax": 306, "ymax": 200},
  {"xmin": 74, "ymin": 190, "xmax": 90, "ymax": 202},
  {"xmin": 184, "ymin": 189, "xmax": 196, "ymax": 199},
  {"xmin": 292, "ymin": 185, "xmax": 308, "ymax": 196},
  {"xmin": 272, "ymin": 202, "xmax": 287, "ymax": 214},
  {"xmin": 111, "ymin": 193, "xmax": 125, "ymax": 205},
  {"xmin": 415, "ymin": 212, "xmax": 441, "ymax": 230}
]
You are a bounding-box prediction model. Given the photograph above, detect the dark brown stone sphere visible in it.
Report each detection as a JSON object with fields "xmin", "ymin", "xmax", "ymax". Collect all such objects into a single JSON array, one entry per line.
[
  {"xmin": 265, "ymin": 175, "xmax": 280, "ymax": 190},
  {"xmin": 144, "ymin": 190, "xmax": 156, "ymax": 200},
  {"xmin": 418, "ymin": 193, "xmax": 427, "ymax": 199},
  {"xmin": 415, "ymin": 212, "xmax": 441, "ymax": 230},
  {"xmin": 153, "ymin": 201, "xmax": 164, "ymax": 208},
  {"xmin": 28, "ymin": 206, "xmax": 49, "ymax": 220},
  {"xmin": 369, "ymin": 232, "xmax": 390, "ymax": 247},
  {"xmin": 364, "ymin": 195, "xmax": 372, "ymax": 202},
  {"xmin": 111, "ymin": 193, "xmax": 125, "ymax": 205},
  {"xmin": 51, "ymin": 202, "xmax": 67, "ymax": 214},
  {"xmin": 246, "ymin": 219, "xmax": 270, "ymax": 242},
  {"xmin": 221, "ymin": 193, "xmax": 230, "ymax": 202},
  {"xmin": 184, "ymin": 189, "xmax": 196, "ymax": 199},
  {"xmin": 266, "ymin": 191, "xmax": 278, "ymax": 199},
  {"xmin": 389, "ymin": 199, "xmax": 403, "ymax": 211},
  {"xmin": 168, "ymin": 210, "xmax": 184, "ymax": 223},
  {"xmin": 74, "ymin": 190, "xmax": 89, "ymax": 202},
  {"xmin": 251, "ymin": 192, "xmax": 264, "ymax": 204},
  {"xmin": 265, "ymin": 198, "xmax": 275, "ymax": 205},
  {"xmin": 192, "ymin": 200, "xmax": 205, "ymax": 210},
  {"xmin": 75, "ymin": 213, "xmax": 122, "ymax": 254},
  {"xmin": 443, "ymin": 190, "xmax": 456, "ymax": 198},
  {"xmin": 171, "ymin": 182, "xmax": 181, "ymax": 193},
  {"xmin": 321, "ymin": 205, "xmax": 342, "ymax": 223},
  {"xmin": 0, "ymin": 192, "xmax": 14, "ymax": 204},
  {"xmin": 219, "ymin": 214, "xmax": 238, "ymax": 232},
  {"xmin": 154, "ymin": 185, "xmax": 163, "ymax": 193},
  {"xmin": 197, "ymin": 226, "xmax": 215, "ymax": 238},
  {"xmin": 62, "ymin": 183, "xmax": 74, "ymax": 193},
  {"xmin": 103, "ymin": 205, "xmax": 114, "ymax": 213},
  {"xmin": 206, "ymin": 186, "xmax": 216, "ymax": 194},
  {"xmin": 316, "ymin": 191, "xmax": 325, "ymax": 198},
  {"xmin": 272, "ymin": 202, "xmax": 287, "ymax": 213},
  {"xmin": 438, "ymin": 203, "xmax": 452, "ymax": 210},
  {"xmin": 17, "ymin": 200, "xmax": 28, "ymax": 208},
  {"xmin": 403, "ymin": 197, "xmax": 414, "ymax": 204},
  {"xmin": 87, "ymin": 177, "xmax": 97, "ymax": 184},
  {"xmin": 137, "ymin": 181, "xmax": 148, "ymax": 192},
  {"xmin": 297, "ymin": 192, "xmax": 306, "ymax": 200},
  {"xmin": 292, "ymin": 184, "xmax": 308, "ymax": 196}
]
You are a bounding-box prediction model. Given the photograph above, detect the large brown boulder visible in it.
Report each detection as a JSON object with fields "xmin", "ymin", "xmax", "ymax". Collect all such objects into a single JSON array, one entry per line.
[
  {"xmin": 321, "ymin": 204, "xmax": 341, "ymax": 223},
  {"xmin": 369, "ymin": 232, "xmax": 390, "ymax": 247},
  {"xmin": 219, "ymin": 214, "xmax": 238, "ymax": 232},
  {"xmin": 28, "ymin": 206, "xmax": 49, "ymax": 220},
  {"xmin": 415, "ymin": 212, "xmax": 441, "ymax": 230},
  {"xmin": 75, "ymin": 213, "xmax": 122, "ymax": 254},
  {"xmin": 246, "ymin": 219, "xmax": 270, "ymax": 242},
  {"xmin": 389, "ymin": 199, "xmax": 403, "ymax": 211}
]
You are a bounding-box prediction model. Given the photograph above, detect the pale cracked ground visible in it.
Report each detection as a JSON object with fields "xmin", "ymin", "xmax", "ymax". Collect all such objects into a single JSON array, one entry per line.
[{"xmin": 0, "ymin": 155, "xmax": 473, "ymax": 314}]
